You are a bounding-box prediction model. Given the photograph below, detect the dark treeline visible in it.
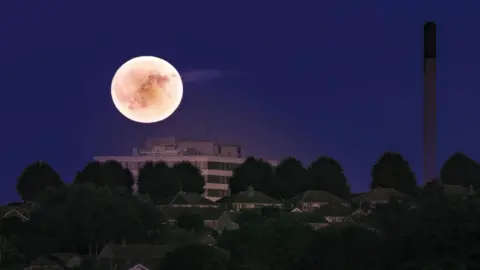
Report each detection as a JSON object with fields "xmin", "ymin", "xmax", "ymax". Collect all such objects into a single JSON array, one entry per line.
[{"xmin": 2, "ymin": 151, "xmax": 480, "ymax": 269}]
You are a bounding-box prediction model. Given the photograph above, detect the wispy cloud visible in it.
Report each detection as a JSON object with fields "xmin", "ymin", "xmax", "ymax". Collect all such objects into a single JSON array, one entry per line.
[{"xmin": 181, "ymin": 69, "xmax": 236, "ymax": 83}]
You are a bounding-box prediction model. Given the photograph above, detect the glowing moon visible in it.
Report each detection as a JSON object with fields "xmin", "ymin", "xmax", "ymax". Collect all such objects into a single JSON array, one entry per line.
[{"xmin": 111, "ymin": 56, "xmax": 183, "ymax": 123}]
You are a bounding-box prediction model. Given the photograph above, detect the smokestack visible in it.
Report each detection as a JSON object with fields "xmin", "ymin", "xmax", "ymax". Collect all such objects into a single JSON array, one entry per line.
[{"xmin": 424, "ymin": 22, "xmax": 436, "ymax": 183}]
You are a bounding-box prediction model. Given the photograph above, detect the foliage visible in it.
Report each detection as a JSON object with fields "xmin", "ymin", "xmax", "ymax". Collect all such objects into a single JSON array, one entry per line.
[
  {"xmin": 73, "ymin": 160, "xmax": 134, "ymax": 191},
  {"xmin": 10, "ymin": 154, "xmax": 480, "ymax": 269},
  {"xmin": 172, "ymin": 161, "xmax": 205, "ymax": 194},
  {"xmin": 176, "ymin": 211, "xmax": 205, "ymax": 232},
  {"xmin": 15, "ymin": 183, "xmax": 165, "ymax": 259},
  {"xmin": 16, "ymin": 161, "xmax": 64, "ymax": 201},
  {"xmin": 229, "ymin": 157, "xmax": 275, "ymax": 196},
  {"xmin": 275, "ymin": 157, "xmax": 308, "ymax": 199},
  {"xmin": 307, "ymin": 156, "xmax": 351, "ymax": 199},
  {"xmin": 159, "ymin": 244, "xmax": 230, "ymax": 270},
  {"xmin": 304, "ymin": 226, "xmax": 382, "ymax": 270},
  {"xmin": 440, "ymin": 152, "xmax": 480, "ymax": 189},
  {"xmin": 218, "ymin": 217, "xmax": 314, "ymax": 270},
  {"xmin": 137, "ymin": 161, "xmax": 181, "ymax": 202},
  {"xmin": 371, "ymin": 152, "xmax": 417, "ymax": 196}
]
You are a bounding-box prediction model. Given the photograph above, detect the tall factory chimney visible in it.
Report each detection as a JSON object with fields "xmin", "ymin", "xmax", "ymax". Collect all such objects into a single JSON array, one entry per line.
[{"xmin": 424, "ymin": 22, "xmax": 436, "ymax": 183}]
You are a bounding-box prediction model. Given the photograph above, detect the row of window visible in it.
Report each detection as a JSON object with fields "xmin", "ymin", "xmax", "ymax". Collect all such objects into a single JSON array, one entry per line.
[
  {"xmin": 205, "ymin": 189, "xmax": 229, "ymax": 198},
  {"xmin": 119, "ymin": 161, "xmax": 240, "ymax": 171},
  {"xmin": 206, "ymin": 175, "xmax": 229, "ymax": 184}
]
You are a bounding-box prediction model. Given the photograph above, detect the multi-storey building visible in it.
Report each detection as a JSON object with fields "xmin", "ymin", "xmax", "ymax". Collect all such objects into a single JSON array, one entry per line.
[{"xmin": 94, "ymin": 137, "xmax": 278, "ymax": 201}]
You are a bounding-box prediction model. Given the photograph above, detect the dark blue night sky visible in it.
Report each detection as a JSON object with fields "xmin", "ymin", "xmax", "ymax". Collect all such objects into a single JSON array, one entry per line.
[{"xmin": 0, "ymin": 1, "xmax": 478, "ymax": 203}]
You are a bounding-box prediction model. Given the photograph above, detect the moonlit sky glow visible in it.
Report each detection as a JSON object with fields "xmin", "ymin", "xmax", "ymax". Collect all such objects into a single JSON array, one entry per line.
[{"xmin": 0, "ymin": 2, "xmax": 479, "ymax": 203}]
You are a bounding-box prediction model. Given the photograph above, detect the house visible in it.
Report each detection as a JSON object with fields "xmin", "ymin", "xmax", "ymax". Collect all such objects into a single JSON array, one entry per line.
[
  {"xmin": 160, "ymin": 207, "xmax": 238, "ymax": 232},
  {"xmin": 313, "ymin": 203, "xmax": 353, "ymax": 223},
  {"xmin": 51, "ymin": 253, "xmax": 83, "ymax": 269},
  {"xmin": 0, "ymin": 205, "xmax": 30, "ymax": 222},
  {"xmin": 352, "ymin": 187, "xmax": 413, "ymax": 209},
  {"xmin": 95, "ymin": 244, "xmax": 175, "ymax": 270},
  {"xmin": 217, "ymin": 186, "xmax": 282, "ymax": 211},
  {"xmin": 0, "ymin": 204, "xmax": 31, "ymax": 266},
  {"xmin": 344, "ymin": 208, "xmax": 369, "ymax": 223},
  {"xmin": 128, "ymin": 264, "xmax": 150, "ymax": 270},
  {"xmin": 25, "ymin": 253, "xmax": 83, "ymax": 270},
  {"xmin": 283, "ymin": 212, "xmax": 329, "ymax": 230},
  {"xmin": 25, "ymin": 255, "xmax": 63, "ymax": 270},
  {"xmin": 287, "ymin": 190, "xmax": 349, "ymax": 212},
  {"xmin": 156, "ymin": 192, "xmax": 218, "ymax": 208}
]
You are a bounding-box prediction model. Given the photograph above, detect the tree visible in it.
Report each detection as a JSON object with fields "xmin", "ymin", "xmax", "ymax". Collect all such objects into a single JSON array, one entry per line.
[
  {"xmin": 229, "ymin": 157, "xmax": 275, "ymax": 196},
  {"xmin": 304, "ymin": 226, "xmax": 382, "ymax": 270},
  {"xmin": 159, "ymin": 244, "xmax": 230, "ymax": 270},
  {"xmin": 275, "ymin": 157, "xmax": 308, "ymax": 199},
  {"xmin": 371, "ymin": 152, "xmax": 417, "ymax": 196},
  {"xmin": 218, "ymin": 217, "xmax": 314, "ymax": 270},
  {"xmin": 390, "ymin": 196, "xmax": 480, "ymax": 269},
  {"xmin": 137, "ymin": 162, "xmax": 181, "ymax": 202},
  {"xmin": 16, "ymin": 183, "xmax": 165, "ymax": 259},
  {"xmin": 440, "ymin": 152, "xmax": 480, "ymax": 189},
  {"xmin": 176, "ymin": 212, "xmax": 205, "ymax": 232},
  {"xmin": 172, "ymin": 161, "xmax": 205, "ymax": 194},
  {"xmin": 73, "ymin": 160, "xmax": 134, "ymax": 191},
  {"xmin": 17, "ymin": 161, "xmax": 64, "ymax": 201},
  {"xmin": 307, "ymin": 156, "xmax": 350, "ymax": 199}
]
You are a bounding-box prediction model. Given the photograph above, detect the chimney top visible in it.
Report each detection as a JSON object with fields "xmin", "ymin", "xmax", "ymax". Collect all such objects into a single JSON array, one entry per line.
[{"xmin": 424, "ymin": 22, "xmax": 436, "ymax": 59}]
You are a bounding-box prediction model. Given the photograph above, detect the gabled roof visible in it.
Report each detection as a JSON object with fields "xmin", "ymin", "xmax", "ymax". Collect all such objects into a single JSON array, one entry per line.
[
  {"xmin": 344, "ymin": 208, "xmax": 368, "ymax": 222},
  {"xmin": 442, "ymin": 184, "xmax": 470, "ymax": 196},
  {"xmin": 159, "ymin": 206, "xmax": 228, "ymax": 221},
  {"xmin": 97, "ymin": 244, "xmax": 175, "ymax": 270},
  {"xmin": 282, "ymin": 212, "xmax": 327, "ymax": 223},
  {"xmin": 352, "ymin": 187, "xmax": 412, "ymax": 203},
  {"xmin": 128, "ymin": 264, "xmax": 150, "ymax": 270},
  {"xmin": 0, "ymin": 205, "xmax": 30, "ymax": 221},
  {"xmin": 224, "ymin": 186, "xmax": 280, "ymax": 204},
  {"xmin": 29, "ymin": 255, "xmax": 60, "ymax": 266},
  {"xmin": 157, "ymin": 192, "xmax": 217, "ymax": 206},
  {"xmin": 99, "ymin": 244, "xmax": 174, "ymax": 260},
  {"xmin": 314, "ymin": 204, "xmax": 352, "ymax": 217},
  {"xmin": 288, "ymin": 190, "xmax": 347, "ymax": 205},
  {"xmin": 51, "ymin": 253, "xmax": 81, "ymax": 265}
]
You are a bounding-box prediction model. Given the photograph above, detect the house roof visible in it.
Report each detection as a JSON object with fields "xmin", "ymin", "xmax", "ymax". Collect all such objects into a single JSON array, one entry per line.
[
  {"xmin": 159, "ymin": 206, "xmax": 227, "ymax": 221},
  {"xmin": 288, "ymin": 190, "xmax": 347, "ymax": 205},
  {"xmin": 51, "ymin": 253, "xmax": 80, "ymax": 264},
  {"xmin": 157, "ymin": 192, "xmax": 217, "ymax": 206},
  {"xmin": 442, "ymin": 184, "xmax": 470, "ymax": 195},
  {"xmin": 0, "ymin": 205, "xmax": 30, "ymax": 221},
  {"xmin": 29, "ymin": 255, "xmax": 60, "ymax": 266},
  {"xmin": 282, "ymin": 212, "xmax": 327, "ymax": 223},
  {"xmin": 223, "ymin": 186, "xmax": 280, "ymax": 204},
  {"xmin": 314, "ymin": 204, "xmax": 352, "ymax": 216},
  {"xmin": 97, "ymin": 244, "xmax": 175, "ymax": 270},
  {"xmin": 352, "ymin": 187, "xmax": 412, "ymax": 203}
]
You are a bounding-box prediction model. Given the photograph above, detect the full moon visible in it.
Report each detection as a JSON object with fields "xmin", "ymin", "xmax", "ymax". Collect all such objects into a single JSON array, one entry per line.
[{"xmin": 111, "ymin": 56, "xmax": 183, "ymax": 123}]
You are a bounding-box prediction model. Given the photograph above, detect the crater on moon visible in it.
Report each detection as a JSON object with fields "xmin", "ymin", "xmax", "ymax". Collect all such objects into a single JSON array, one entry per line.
[{"xmin": 111, "ymin": 56, "xmax": 183, "ymax": 123}]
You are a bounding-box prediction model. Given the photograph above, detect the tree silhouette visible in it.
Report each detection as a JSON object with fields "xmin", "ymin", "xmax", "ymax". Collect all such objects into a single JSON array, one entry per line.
[
  {"xmin": 229, "ymin": 157, "xmax": 275, "ymax": 196},
  {"xmin": 16, "ymin": 161, "xmax": 64, "ymax": 201},
  {"xmin": 371, "ymin": 152, "xmax": 417, "ymax": 196},
  {"xmin": 74, "ymin": 160, "xmax": 134, "ymax": 191},
  {"xmin": 137, "ymin": 162, "xmax": 180, "ymax": 202},
  {"xmin": 176, "ymin": 212, "xmax": 205, "ymax": 232},
  {"xmin": 307, "ymin": 156, "xmax": 350, "ymax": 199},
  {"xmin": 159, "ymin": 244, "xmax": 229, "ymax": 270},
  {"xmin": 172, "ymin": 161, "xmax": 205, "ymax": 194},
  {"xmin": 18, "ymin": 183, "xmax": 164, "ymax": 258},
  {"xmin": 275, "ymin": 157, "xmax": 308, "ymax": 199},
  {"xmin": 440, "ymin": 152, "xmax": 480, "ymax": 189}
]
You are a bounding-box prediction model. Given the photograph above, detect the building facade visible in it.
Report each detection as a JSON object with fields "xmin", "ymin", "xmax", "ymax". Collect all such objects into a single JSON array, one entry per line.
[{"xmin": 94, "ymin": 137, "xmax": 278, "ymax": 201}]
